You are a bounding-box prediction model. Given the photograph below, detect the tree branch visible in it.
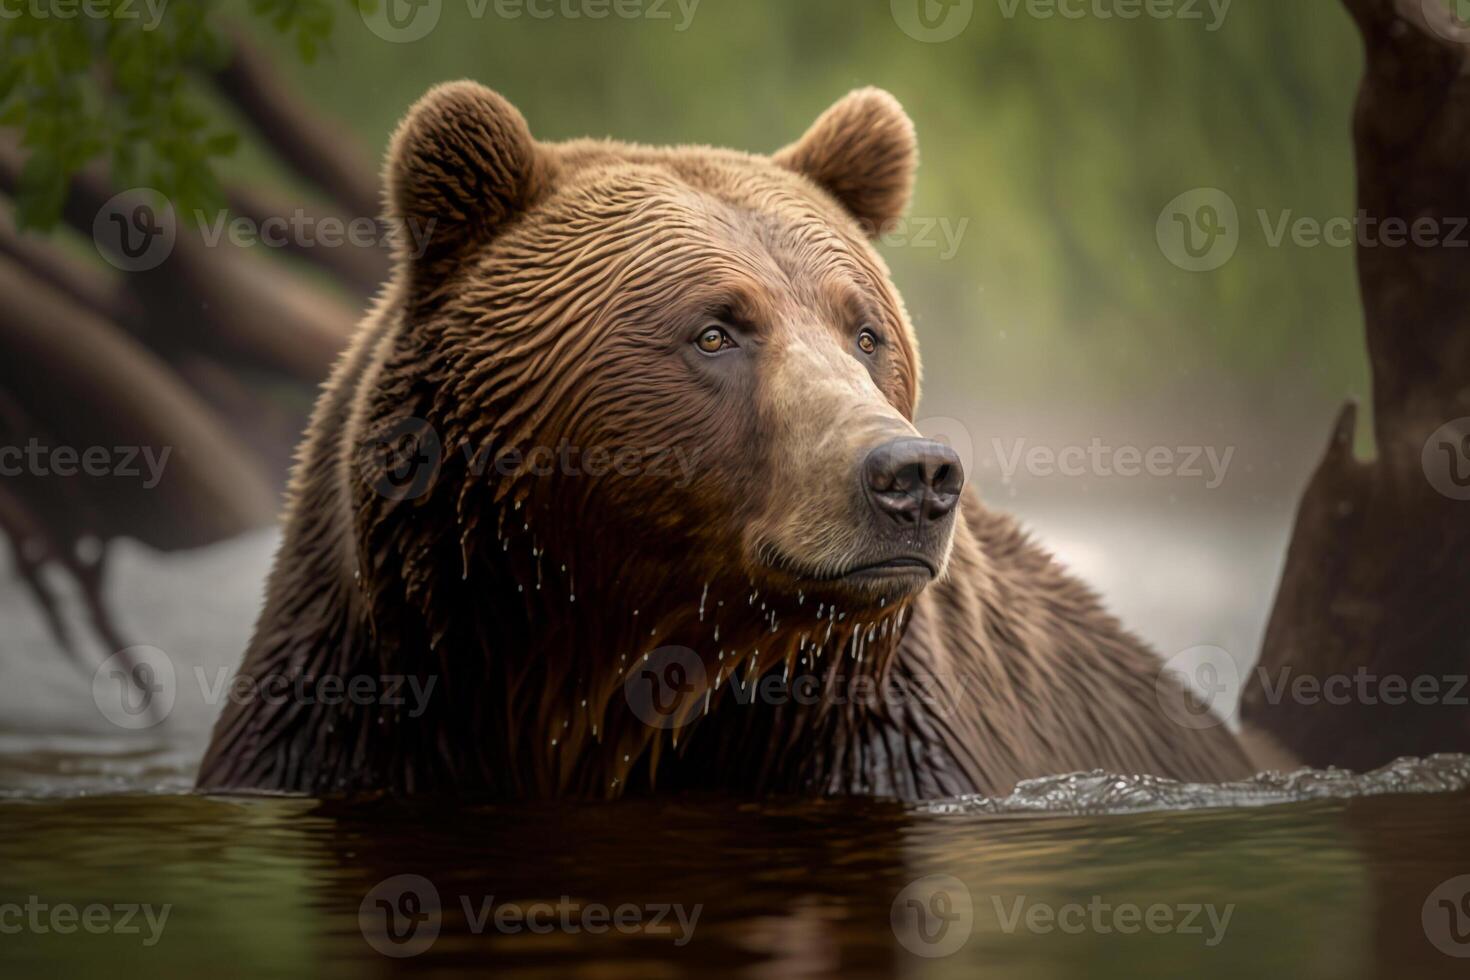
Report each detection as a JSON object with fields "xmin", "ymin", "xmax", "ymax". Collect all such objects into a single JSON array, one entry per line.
[
  {"xmin": 0, "ymin": 131, "xmax": 356, "ymax": 384},
  {"xmin": 208, "ymin": 27, "xmax": 382, "ymax": 221},
  {"xmin": 0, "ymin": 258, "xmax": 277, "ymax": 548},
  {"xmin": 226, "ymin": 182, "xmax": 391, "ymax": 296}
]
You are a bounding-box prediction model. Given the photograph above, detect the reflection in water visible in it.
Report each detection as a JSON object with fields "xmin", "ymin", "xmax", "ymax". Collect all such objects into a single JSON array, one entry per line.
[
  {"xmin": 1, "ymin": 529, "xmax": 1465, "ymax": 977},
  {"xmin": 1, "ymin": 774, "xmax": 1467, "ymax": 978}
]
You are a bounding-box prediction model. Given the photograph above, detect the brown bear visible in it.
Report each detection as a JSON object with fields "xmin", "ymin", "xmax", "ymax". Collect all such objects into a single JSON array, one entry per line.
[{"xmin": 197, "ymin": 83, "xmax": 1254, "ymax": 799}]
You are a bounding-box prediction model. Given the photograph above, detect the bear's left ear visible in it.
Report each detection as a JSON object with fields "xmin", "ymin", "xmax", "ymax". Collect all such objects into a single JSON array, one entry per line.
[
  {"xmin": 773, "ymin": 88, "xmax": 917, "ymax": 236},
  {"xmin": 384, "ymin": 81, "xmax": 547, "ymax": 283}
]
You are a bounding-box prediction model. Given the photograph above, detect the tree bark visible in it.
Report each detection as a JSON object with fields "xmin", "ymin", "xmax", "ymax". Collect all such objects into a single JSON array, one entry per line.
[
  {"xmin": 0, "ymin": 259, "xmax": 277, "ymax": 549},
  {"xmin": 0, "ymin": 133, "xmax": 356, "ymax": 385},
  {"xmin": 0, "ymin": 205, "xmax": 143, "ymax": 328},
  {"xmin": 1241, "ymin": 0, "xmax": 1470, "ymax": 768},
  {"xmin": 208, "ymin": 27, "xmax": 382, "ymax": 222},
  {"xmin": 225, "ymin": 182, "xmax": 390, "ymax": 297},
  {"xmin": 0, "ymin": 27, "xmax": 389, "ymax": 675}
]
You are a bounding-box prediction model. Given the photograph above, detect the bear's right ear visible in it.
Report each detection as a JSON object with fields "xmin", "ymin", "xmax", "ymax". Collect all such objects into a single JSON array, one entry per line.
[{"xmin": 385, "ymin": 81, "xmax": 546, "ymax": 283}]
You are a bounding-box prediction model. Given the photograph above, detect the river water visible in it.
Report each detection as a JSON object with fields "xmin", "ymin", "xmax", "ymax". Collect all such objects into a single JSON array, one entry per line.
[
  {"xmin": 2, "ymin": 520, "xmax": 1468, "ymax": 977},
  {"xmin": 2, "ymin": 763, "xmax": 1468, "ymax": 977}
]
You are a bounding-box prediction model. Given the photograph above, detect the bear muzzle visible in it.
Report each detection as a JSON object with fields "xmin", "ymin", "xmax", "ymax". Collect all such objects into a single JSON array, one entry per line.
[{"xmin": 862, "ymin": 437, "xmax": 964, "ymax": 528}]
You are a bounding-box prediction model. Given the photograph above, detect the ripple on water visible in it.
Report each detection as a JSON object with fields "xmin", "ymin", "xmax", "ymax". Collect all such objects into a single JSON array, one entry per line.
[{"xmin": 917, "ymin": 754, "xmax": 1470, "ymax": 817}]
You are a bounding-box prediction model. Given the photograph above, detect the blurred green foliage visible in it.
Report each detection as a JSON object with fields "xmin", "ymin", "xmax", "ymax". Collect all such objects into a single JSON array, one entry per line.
[
  {"xmin": 253, "ymin": 0, "xmax": 1370, "ymax": 414},
  {"xmin": 0, "ymin": 0, "xmax": 345, "ymax": 228},
  {"xmin": 2, "ymin": 0, "xmax": 217, "ymax": 227},
  {"xmin": 2, "ymin": 0, "xmax": 1373, "ymax": 413}
]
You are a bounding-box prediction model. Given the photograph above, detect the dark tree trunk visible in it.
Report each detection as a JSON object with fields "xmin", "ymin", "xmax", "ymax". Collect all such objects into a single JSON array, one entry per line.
[{"xmin": 1241, "ymin": 0, "xmax": 1470, "ymax": 768}]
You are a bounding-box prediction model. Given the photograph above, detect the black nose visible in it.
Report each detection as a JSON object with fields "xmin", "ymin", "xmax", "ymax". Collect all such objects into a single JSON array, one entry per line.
[{"xmin": 863, "ymin": 438, "xmax": 964, "ymax": 527}]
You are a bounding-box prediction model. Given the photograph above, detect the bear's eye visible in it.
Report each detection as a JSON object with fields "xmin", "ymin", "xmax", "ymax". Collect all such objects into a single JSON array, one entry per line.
[
  {"xmin": 857, "ymin": 328, "xmax": 880, "ymax": 355},
  {"xmin": 695, "ymin": 326, "xmax": 736, "ymax": 355}
]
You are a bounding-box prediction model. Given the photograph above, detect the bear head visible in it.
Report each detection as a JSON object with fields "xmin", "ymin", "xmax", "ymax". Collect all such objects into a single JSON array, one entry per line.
[
  {"xmin": 349, "ymin": 84, "xmax": 967, "ymax": 784},
  {"xmin": 370, "ymin": 80, "xmax": 960, "ymax": 594}
]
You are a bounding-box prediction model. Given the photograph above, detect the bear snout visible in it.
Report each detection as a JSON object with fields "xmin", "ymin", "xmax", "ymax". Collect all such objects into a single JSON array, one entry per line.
[{"xmin": 861, "ymin": 437, "xmax": 964, "ymax": 528}]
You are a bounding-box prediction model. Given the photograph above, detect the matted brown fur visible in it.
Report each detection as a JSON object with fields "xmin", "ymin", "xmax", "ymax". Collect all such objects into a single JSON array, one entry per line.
[{"xmin": 197, "ymin": 83, "xmax": 1252, "ymax": 799}]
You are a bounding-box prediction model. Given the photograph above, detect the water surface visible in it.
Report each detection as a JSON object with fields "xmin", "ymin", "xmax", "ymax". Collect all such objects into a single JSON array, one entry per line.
[
  {"xmin": 2, "ymin": 761, "xmax": 1467, "ymax": 978},
  {"xmin": 2, "ymin": 526, "xmax": 1465, "ymax": 978}
]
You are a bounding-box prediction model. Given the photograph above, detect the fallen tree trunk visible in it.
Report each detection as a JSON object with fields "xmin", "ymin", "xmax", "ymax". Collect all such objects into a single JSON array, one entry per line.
[
  {"xmin": 225, "ymin": 182, "xmax": 390, "ymax": 297},
  {"xmin": 209, "ymin": 27, "xmax": 381, "ymax": 222},
  {"xmin": 0, "ymin": 206, "xmax": 143, "ymax": 329},
  {"xmin": 0, "ymin": 134, "xmax": 356, "ymax": 385},
  {"xmin": 0, "ymin": 26, "xmax": 388, "ymax": 672},
  {"xmin": 1241, "ymin": 0, "xmax": 1470, "ymax": 768},
  {"xmin": 0, "ymin": 259, "xmax": 277, "ymax": 549},
  {"xmin": 2, "ymin": 195, "xmax": 314, "ymax": 482}
]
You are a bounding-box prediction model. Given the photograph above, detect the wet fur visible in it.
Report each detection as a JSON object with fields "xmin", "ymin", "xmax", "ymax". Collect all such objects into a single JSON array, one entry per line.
[{"xmin": 198, "ymin": 85, "xmax": 1251, "ymax": 798}]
